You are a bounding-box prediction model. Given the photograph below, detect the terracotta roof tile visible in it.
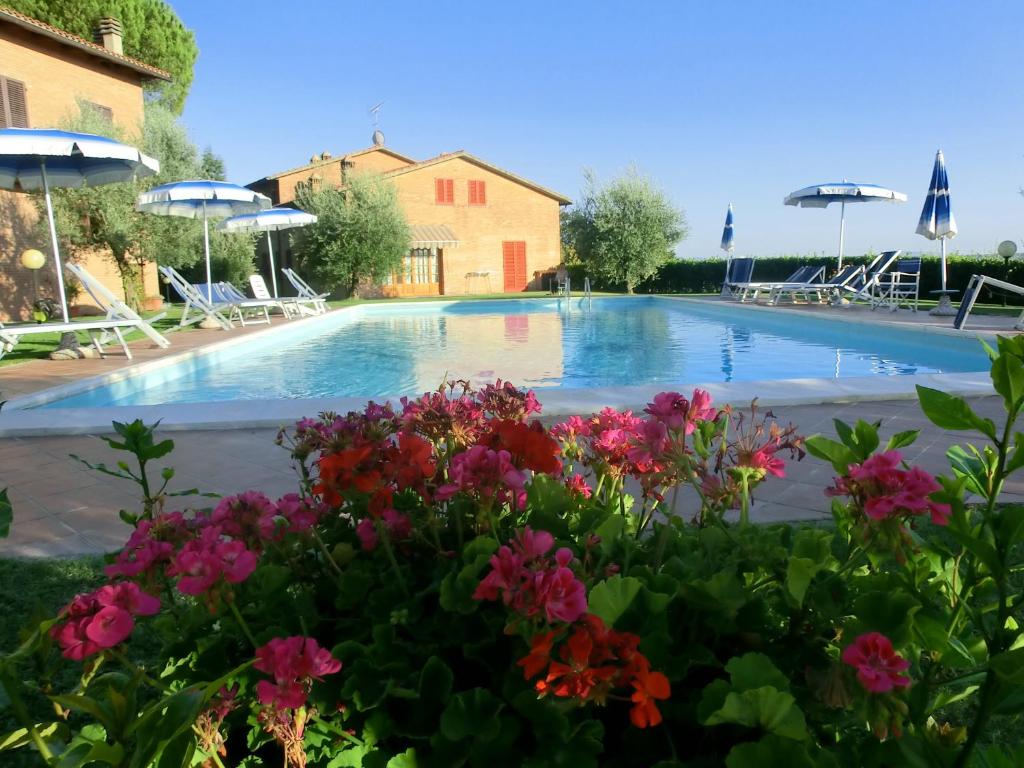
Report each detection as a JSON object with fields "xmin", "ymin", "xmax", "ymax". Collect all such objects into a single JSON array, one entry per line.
[{"xmin": 0, "ymin": 6, "xmax": 171, "ymax": 81}]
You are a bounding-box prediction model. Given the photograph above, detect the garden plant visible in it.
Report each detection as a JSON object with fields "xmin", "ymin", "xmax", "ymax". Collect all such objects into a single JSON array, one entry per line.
[{"xmin": 4, "ymin": 337, "xmax": 1024, "ymax": 765}]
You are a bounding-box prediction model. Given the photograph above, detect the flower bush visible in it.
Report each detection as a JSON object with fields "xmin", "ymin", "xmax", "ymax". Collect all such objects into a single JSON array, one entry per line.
[{"xmin": 5, "ymin": 338, "xmax": 1024, "ymax": 766}]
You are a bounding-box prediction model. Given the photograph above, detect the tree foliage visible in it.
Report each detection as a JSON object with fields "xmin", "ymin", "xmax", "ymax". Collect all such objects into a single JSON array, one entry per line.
[
  {"xmin": 5, "ymin": 0, "xmax": 197, "ymax": 113},
  {"xmin": 48, "ymin": 102, "xmax": 254, "ymax": 307},
  {"xmin": 294, "ymin": 173, "xmax": 411, "ymax": 298},
  {"xmin": 564, "ymin": 169, "xmax": 687, "ymax": 293}
]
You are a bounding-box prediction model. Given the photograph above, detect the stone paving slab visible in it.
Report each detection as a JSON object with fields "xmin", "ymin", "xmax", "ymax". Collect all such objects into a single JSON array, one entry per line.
[{"xmin": 0, "ymin": 396, "xmax": 1009, "ymax": 559}]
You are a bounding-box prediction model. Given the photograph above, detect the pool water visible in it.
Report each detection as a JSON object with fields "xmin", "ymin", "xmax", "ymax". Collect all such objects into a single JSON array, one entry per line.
[{"xmin": 44, "ymin": 297, "xmax": 990, "ymax": 408}]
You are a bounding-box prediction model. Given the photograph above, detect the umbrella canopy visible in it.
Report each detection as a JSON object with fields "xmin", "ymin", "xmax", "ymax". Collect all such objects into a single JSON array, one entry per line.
[
  {"xmin": 0, "ymin": 128, "xmax": 160, "ymax": 322},
  {"xmin": 720, "ymin": 204, "xmax": 734, "ymax": 253},
  {"xmin": 217, "ymin": 208, "xmax": 317, "ymax": 297},
  {"xmin": 137, "ymin": 180, "xmax": 271, "ymax": 303},
  {"xmin": 916, "ymin": 150, "xmax": 957, "ymax": 292},
  {"xmin": 784, "ymin": 182, "xmax": 907, "ymax": 269}
]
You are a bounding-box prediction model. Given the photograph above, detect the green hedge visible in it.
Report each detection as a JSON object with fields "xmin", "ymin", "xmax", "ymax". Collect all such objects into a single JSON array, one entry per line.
[{"xmin": 569, "ymin": 254, "xmax": 1024, "ymax": 304}]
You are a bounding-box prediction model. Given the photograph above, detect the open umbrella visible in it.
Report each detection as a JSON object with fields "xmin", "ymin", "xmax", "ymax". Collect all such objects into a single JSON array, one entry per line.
[
  {"xmin": 784, "ymin": 182, "xmax": 907, "ymax": 269},
  {"xmin": 916, "ymin": 150, "xmax": 958, "ymax": 315},
  {"xmin": 136, "ymin": 180, "xmax": 271, "ymax": 303},
  {"xmin": 0, "ymin": 128, "xmax": 159, "ymax": 322},
  {"xmin": 217, "ymin": 208, "xmax": 317, "ymax": 298}
]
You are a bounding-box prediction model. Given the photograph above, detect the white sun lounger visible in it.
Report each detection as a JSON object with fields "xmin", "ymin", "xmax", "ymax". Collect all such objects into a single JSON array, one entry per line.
[
  {"xmin": 281, "ymin": 268, "xmax": 329, "ymax": 314},
  {"xmin": 837, "ymin": 250, "xmax": 900, "ymax": 306},
  {"xmin": 158, "ymin": 266, "xmax": 234, "ymax": 330},
  {"xmin": 731, "ymin": 265, "xmax": 826, "ymax": 303},
  {"xmin": 955, "ymin": 275, "xmax": 1024, "ymax": 331},
  {"xmin": 248, "ymin": 274, "xmax": 320, "ymax": 317},
  {"xmin": 0, "ymin": 264, "xmax": 171, "ymax": 362},
  {"xmin": 768, "ymin": 263, "xmax": 864, "ymax": 305}
]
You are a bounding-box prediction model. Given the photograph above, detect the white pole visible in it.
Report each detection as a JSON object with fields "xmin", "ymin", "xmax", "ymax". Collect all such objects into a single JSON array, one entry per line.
[
  {"xmin": 266, "ymin": 230, "xmax": 279, "ymax": 298},
  {"xmin": 40, "ymin": 160, "xmax": 70, "ymax": 324},
  {"xmin": 940, "ymin": 238, "xmax": 948, "ymax": 293},
  {"xmin": 202, "ymin": 200, "xmax": 212, "ymax": 303},
  {"xmin": 837, "ymin": 199, "xmax": 846, "ymax": 271}
]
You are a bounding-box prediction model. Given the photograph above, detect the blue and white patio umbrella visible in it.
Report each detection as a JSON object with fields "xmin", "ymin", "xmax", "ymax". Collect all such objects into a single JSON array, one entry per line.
[
  {"xmin": 0, "ymin": 128, "xmax": 160, "ymax": 322},
  {"xmin": 916, "ymin": 150, "xmax": 957, "ymax": 293},
  {"xmin": 720, "ymin": 204, "xmax": 734, "ymax": 296},
  {"xmin": 217, "ymin": 208, "xmax": 317, "ymax": 298},
  {"xmin": 136, "ymin": 180, "xmax": 271, "ymax": 303},
  {"xmin": 784, "ymin": 182, "xmax": 907, "ymax": 269}
]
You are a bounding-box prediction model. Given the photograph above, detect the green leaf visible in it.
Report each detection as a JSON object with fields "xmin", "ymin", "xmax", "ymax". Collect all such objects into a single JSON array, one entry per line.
[
  {"xmin": 886, "ymin": 430, "xmax": 920, "ymax": 451},
  {"xmin": 726, "ymin": 653, "xmax": 790, "ymax": 692},
  {"xmin": 703, "ymin": 686, "xmax": 808, "ymax": 740},
  {"xmin": 0, "ymin": 722, "xmax": 67, "ymax": 751},
  {"xmin": 587, "ymin": 575, "xmax": 642, "ymax": 627},
  {"xmin": 916, "ymin": 386, "xmax": 996, "ymax": 438},
  {"xmin": 804, "ymin": 435, "xmax": 855, "ymax": 474},
  {"xmin": 786, "ymin": 557, "xmax": 822, "ymax": 607},
  {"xmin": 0, "ymin": 489, "xmax": 9, "ymax": 539},
  {"xmin": 852, "ymin": 590, "xmax": 921, "ymax": 646},
  {"xmin": 991, "ymin": 647, "xmax": 1024, "ymax": 685},
  {"xmin": 853, "ymin": 420, "xmax": 881, "ymax": 457},
  {"xmin": 418, "ymin": 656, "xmax": 454, "ymax": 708},
  {"xmin": 386, "ymin": 748, "xmax": 418, "ymax": 768},
  {"xmin": 439, "ymin": 689, "xmax": 504, "ymax": 743},
  {"xmin": 991, "ymin": 350, "xmax": 1024, "ymax": 409},
  {"xmin": 725, "ymin": 735, "xmax": 817, "ymax": 768}
]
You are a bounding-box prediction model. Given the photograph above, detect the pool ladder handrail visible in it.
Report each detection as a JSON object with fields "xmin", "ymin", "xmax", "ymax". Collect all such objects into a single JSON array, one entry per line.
[
  {"xmin": 583, "ymin": 276, "xmax": 592, "ymax": 307},
  {"xmin": 565, "ymin": 275, "xmax": 571, "ymax": 301}
]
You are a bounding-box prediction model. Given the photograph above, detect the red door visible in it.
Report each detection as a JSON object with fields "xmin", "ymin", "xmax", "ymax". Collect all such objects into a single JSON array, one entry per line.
[{"xmin": 502, "ymin": 241, "xmax": 527, "ymax": 292}]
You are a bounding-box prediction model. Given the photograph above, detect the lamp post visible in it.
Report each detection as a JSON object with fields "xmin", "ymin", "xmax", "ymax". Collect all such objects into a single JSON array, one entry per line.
[
  {"xmin": 20, "ymin": 248, "xmax": 46, "ymax": 322},
  {"xmin": 998, "ymin": 240, "xmax": 1018, "ymax": 307}
]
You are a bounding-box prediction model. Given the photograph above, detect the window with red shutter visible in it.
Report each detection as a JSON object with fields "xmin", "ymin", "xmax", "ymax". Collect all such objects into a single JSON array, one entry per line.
[
  {"xmin": 469, "ymin": 180, "xmax": 487, "ymax": 206},
  {"xmin": 0, "ymin": 76, "xmax": 29, "ymax": 128},
  {"xmin": 435, "ymin": 178, "xmax": 454, "ymax": 204},
  {"xmin": 502, "ymin": 241, "xmax": 527, "ymax": 292}
]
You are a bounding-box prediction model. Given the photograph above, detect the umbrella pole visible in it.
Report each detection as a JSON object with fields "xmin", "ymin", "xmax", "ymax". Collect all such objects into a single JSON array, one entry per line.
[
  {"xmin": 40, "ymin": 161, "xmax": 71, "ymax": 324},
  {"xmin": 266, "ymin": 230, "xmax": 278, "ymax": 298},
  {"xmin": 203, "ymin": 200, "xmax": 212, "ymax": 304},
  {"xmin": 837, "ymin": 200, "xmax": 846, "ymax": 271},
  {"xmin": 940, "ymin": 239, "xmax": 947, "ymax": 293}
]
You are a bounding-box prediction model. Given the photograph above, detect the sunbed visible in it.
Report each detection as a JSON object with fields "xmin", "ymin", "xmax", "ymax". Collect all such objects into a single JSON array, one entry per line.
[
  {"xmin": 281, "ymin": 268, "xmax": 329, "ymax": 313},
  {"xmin": 839, "ymin": 250, "xmax": 901, "ymax": 305},
  {"xmin": 248, "ymin": 274, "xmax": 320, "ymax": 317},
  {"xmin": 198, "ymin": 282, "xmax": 274, "ymax": 326},
  {"xmin": 158, "ymin": 266, "xmax": 234, "ymax": 330},
  {"xmin": 767, "ymin": 263, "xmax": 864, "ymax": 305},
  {"xmin": 721, "ymin": 258, "xmax": 755, "ymax": 297},
  {"xmin": 872, "ymin": 256, "xmax": 921, "ymax": 312},
  {"xmin": 954, "ymin": 275, "xmax": 1024, "ymax": 331},
  {"xmin": 731, "ymin": 265, "xmax": 825, "ymax": 303},
  {"xmin": 0, "ymin": 264, "xmax": 171, "ymax": 362}
]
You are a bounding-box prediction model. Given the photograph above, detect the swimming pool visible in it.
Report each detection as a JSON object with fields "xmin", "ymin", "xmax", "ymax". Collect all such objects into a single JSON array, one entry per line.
[{"xmin": 39, "ymin": 297, "xmax": 989, "ymax": 409}]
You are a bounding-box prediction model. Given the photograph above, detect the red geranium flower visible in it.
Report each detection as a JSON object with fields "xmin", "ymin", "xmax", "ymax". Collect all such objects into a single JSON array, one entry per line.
[
  {"xmin": 629, "ymin": 666, "xmax": 671, "ymax": 728},
  {"xmin": 841, "ymin": 632, "xmax": 912, "ymax": 693}
]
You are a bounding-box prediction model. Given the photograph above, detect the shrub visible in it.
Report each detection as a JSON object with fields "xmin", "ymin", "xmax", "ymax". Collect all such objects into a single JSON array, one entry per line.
[{"xmin": 4, "ymin": 341, "xmax": 1024, "ymax": 765}]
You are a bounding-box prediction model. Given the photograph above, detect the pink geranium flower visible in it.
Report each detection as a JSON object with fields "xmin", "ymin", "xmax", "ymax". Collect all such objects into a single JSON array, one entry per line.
[
  {"xmin": 84, "ymin": 606, "xmax": 134, "ymax": 647},
  {"xmin": 254, "ymin": 636, "xmax": 342, "ymax": 710},
  {"xmin": 841, "ymin": 632, "xmax": 912, "ymax": 693}
]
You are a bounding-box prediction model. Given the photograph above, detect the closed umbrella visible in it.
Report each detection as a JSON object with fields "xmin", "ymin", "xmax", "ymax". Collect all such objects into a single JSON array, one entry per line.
[
  {"xmin": 0, "ymin": 128, "xmax": 159, "ymax": 322},
  {"xmin": 217, "ymin": 208, "xmax": 317, "ymax": 298},
  {"xmin": 916, "ymin": 150, "xmax": 958, "ymax": 316},
  {"xmin": 784, "ymin": 182, "xmax": 907, "ymax": 270},
  {"xmin": 720, "ymin": 204, "xmax": 734, "ymax": 297},
  {"xmin": 136, "ymin": 180, "xmax": 271, "ymax": 303}
]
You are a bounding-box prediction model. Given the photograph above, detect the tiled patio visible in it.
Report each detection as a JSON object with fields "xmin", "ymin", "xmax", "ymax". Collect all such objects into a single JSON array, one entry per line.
[{"xmin": 0, "ymin": 395, "xmax": 1011, "ymax": 559}]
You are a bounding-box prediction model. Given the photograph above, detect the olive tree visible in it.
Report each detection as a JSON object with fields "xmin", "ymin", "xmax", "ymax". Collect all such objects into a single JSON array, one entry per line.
[
  {"xmin": 564, "ymin": 169, "xmax": 687, "ymax": 293},
  {"xmin": 294, "ymin": 173, "xmax": 410, "ymax": 298}
]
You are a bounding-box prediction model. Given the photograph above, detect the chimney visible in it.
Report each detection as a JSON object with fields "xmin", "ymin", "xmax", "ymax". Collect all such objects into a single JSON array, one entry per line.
[{"xmin": 95, "ymin": 17, "xmax": 123, "ymax": 55}]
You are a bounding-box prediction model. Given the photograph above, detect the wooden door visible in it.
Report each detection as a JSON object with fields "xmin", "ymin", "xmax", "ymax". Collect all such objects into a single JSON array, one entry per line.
[{"xmin": 502, "ymin": 241, "xmax": 527, "ymax": 292}]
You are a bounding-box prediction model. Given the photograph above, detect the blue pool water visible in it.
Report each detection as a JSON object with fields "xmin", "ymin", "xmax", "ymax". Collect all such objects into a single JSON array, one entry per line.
[{"xmin": 43, "ymin": 297, "xmax": 990, "ymax": 408}]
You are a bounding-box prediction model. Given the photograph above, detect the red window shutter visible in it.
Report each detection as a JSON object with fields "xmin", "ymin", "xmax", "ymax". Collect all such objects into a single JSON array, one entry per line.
[
  {"xmin": 502, "ymin": 241, "xmax": 527, "ymax": 292},
  {"xmin": 445, "ymin": 179, "xmax": 454, "ymax": 203},
  {"xmin": 477, "ymin": 181, "xmax": 486, "ymax": 205},
  {"xmin": 436, "ymin": 178, "xmax": 454, "ymax": 204},
  {"xmin": 435, "ymin": 178, "xmax": 445, "ymax": 204}
]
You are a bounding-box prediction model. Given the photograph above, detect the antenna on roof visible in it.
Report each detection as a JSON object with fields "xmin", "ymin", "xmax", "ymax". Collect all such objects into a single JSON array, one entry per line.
[{"xmin": 369, "ymin": 102, "xmax": 385, "ymax": 146}]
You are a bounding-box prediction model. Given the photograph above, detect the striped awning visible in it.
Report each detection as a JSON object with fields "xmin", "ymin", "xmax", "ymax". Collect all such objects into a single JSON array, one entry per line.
[{"xmin": 410, "ymin": 224, "xmax": 459, "ymax": 247}]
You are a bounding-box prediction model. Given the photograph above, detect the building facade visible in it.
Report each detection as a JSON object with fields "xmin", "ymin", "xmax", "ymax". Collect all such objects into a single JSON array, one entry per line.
[
  {"xmin": 0, "ymin": 6, "xmax": 170, "ymax": 320},
  {"xmin": 248, "ymin": 140, "xmax": 571, "ymax": 297}
]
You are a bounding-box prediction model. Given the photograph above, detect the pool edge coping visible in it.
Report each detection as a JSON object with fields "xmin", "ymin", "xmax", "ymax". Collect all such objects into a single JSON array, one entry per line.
[{"xmin": 0, "ymin": 295, "xmax": 1000, "ymax": 437}]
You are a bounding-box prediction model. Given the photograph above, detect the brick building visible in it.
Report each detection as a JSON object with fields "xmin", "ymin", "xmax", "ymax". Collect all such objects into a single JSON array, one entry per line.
[
  {"xmin": 0, "ymin": 6, "xmax": 170, "ymax": 320},
  {"xmin": 248, "ymin": 138, "xmax": 572, "ymax": 297}
]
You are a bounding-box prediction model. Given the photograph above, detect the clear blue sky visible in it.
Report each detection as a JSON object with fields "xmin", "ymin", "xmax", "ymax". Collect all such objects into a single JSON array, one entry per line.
[{"xmin": 170, "ymin": 0, "xmax": 1023, "ymax": 260}]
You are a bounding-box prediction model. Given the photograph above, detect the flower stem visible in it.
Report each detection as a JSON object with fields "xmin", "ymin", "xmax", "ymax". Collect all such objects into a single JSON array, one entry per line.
[
  {"xmin": 227, "ymin": 599, "xmax": 259, "ymax": 649},
  {"xmin": 108, "ymin": 648, "xmax": 172, "ymax": 692},
  {"xmin": 379, "ymin": 526, "xmax": 410, "ymax": 597}
]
